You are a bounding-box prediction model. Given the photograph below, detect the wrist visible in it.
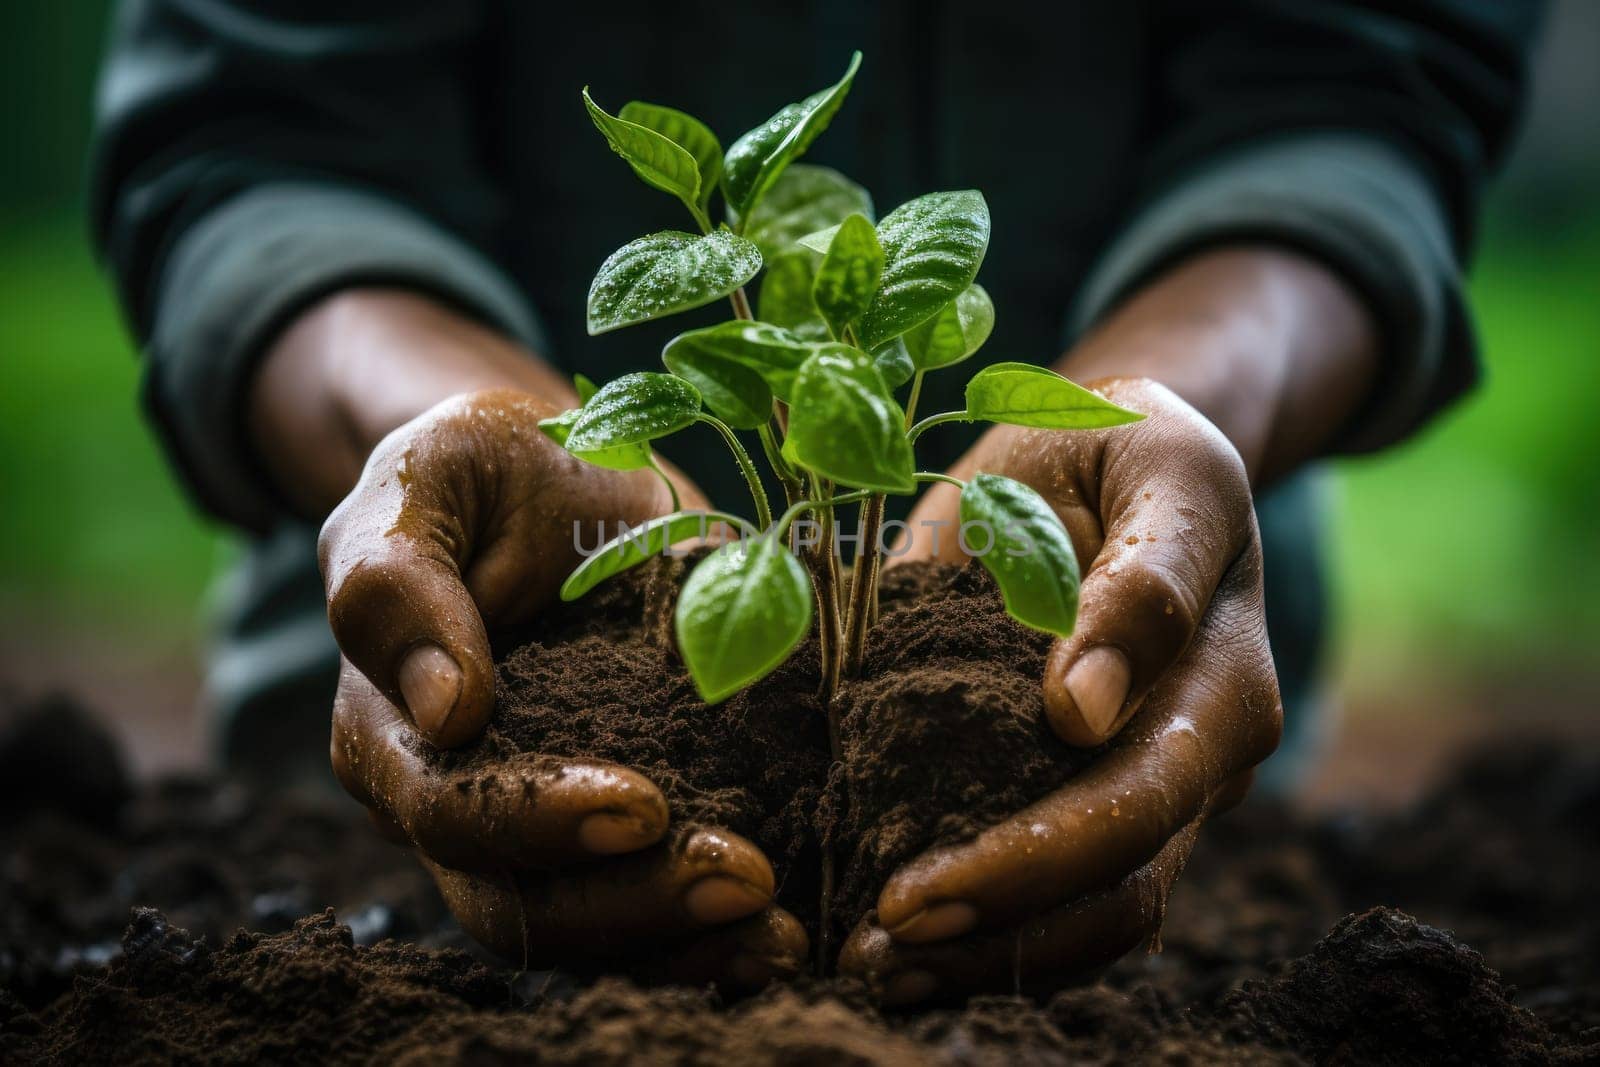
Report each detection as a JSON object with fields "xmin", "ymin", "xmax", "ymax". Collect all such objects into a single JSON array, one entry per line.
[
  {"xmin": 249, "ymin": 288, "xmax": 574, "ymax": 517},
  {"xmin": 1058, "ymin": 246, "xmax": 1378, "ymax": 484}
]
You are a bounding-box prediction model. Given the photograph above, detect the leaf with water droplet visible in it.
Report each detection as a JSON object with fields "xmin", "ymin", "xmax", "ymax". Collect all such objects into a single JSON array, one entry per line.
[
  {"xmin": 812, "ymin": 213, "xmax": 883, "ymax": 340},
  {"xmin": 872, "ymin": 336, "xmax": 916, "ymax": 389},
  {"xmin": 960, "ymin": 473, "xmax": 1080, "ymax": 637},
  {"xmin": 786, "ymin": 344, "xmax": 915, "ymax": 493},
  {"xmin": 538, "ymin": 405, "xmax": 651, "ymax": 471},
  {"xmin": 757, "ymin": 251, "xmax": 830, "ymax": 341},
  {"xmin": 562, "ymin": 372, "xmax": 702, "ymax": 465},
  {"xmin": 583, "ymin": 90, "xmax": 704, "ymax": 220},
  {"xmin": 964, "ymin": 362, "xmax": 1144, "ymax": 430},
  {"xmin": 902, "ymin": 284, "xmax": 994, "ymax": 372},
  {"xmin": 857, "ymin": 190, "xmax": 990, "ymax": 349},
  {"xmin": 587, "ymin": 231, "xmax": 762, "ymax": 335},
  {"xmin": 798, "ymin": 192, "xmax": 990, "ymax": 350},
  {"xmin": 662, "ymin": 321, "xmax": 813, "ymax": 423},
  {"xmin": 675, "ymin": 537, "xmax": 812, "ymax": 703},
  {"xmin": 562, "ymin": 510, "xmax": 735, "ymax": 602},
  {"xmin": 721, "ymin": 52, "xmax": 862, "ymax": 219},
  {"xmin": 663, "ymin": 345, "xmax": 772, "ymax": 431},
  {"xmin": 618, "ymin": 100, "xmax": 722, "ymax": 213},
  {"xmin": 739, "ymin": 164, "xmax": 872, "ymax": 260}
]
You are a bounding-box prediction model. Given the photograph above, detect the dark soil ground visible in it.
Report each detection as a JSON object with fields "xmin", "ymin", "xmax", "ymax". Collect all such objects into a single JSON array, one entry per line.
[{"xmin": 4, "ymin": 661, "xmax": 1600, "ymax": 1062}]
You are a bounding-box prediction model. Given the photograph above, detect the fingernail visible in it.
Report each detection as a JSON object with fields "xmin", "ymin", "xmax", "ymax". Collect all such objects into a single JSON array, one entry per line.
[
  {"xmin": 684, "ymin": 876, "xmax": 771, "ymax": 925},
  {"xmin": 886, "ymin": 901, "xmax": 977, "ymax": 944},
  {"xmin": 578, "ymin": 812, "xmax": 654, "ymax": 855},
  {"xmin": 399, "ymin": 643, "xmax": 462, "ymax": 738},
  {"xmin": 1065, "ymin": 646, "xmax": 1131, "ymax": 739},
  {"xmin": 883, "ymin": 969, "xmax": 939, "ymax": 1006}
]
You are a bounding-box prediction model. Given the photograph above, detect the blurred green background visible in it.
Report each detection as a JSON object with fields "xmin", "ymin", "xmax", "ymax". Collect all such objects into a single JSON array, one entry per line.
[{"xmin": 2, "ymin": 3, "xmax": 1596, "ymax": 790}]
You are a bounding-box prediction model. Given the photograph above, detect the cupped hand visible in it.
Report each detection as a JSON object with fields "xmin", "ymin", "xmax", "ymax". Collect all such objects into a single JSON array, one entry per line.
[
  {"xmin": 842, "ymin": 377, "xmax": 1282, "ymax": 1002},
  {"xmin": 319, "ymin": 387, "xmax": 807, "ymax": 987}
]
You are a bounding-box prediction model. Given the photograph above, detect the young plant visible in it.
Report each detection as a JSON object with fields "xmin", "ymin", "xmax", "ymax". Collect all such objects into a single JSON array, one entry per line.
[
  {"xmin": 549, "ymin": 55, "xmax": 1143, "ymax": 957},
  {"xmin": 558, "ymin": 53, "xmax": 1139, "ymax": 700}
]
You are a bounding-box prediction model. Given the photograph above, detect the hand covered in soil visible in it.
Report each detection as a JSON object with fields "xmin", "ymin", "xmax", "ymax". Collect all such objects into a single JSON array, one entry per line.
[
  {"xmin": 843, "ymin": 377, "xmax": 1282, "ymax": 1002},
  {"xmin": 319, "ymin": 388, "xmax": 806, "ymax": 987}
]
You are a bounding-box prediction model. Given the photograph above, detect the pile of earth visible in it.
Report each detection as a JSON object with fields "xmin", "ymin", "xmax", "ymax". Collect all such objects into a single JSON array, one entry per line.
[{"xmin": 2, "ymin": 687, "xmax": 1597, "ymax": 1064}]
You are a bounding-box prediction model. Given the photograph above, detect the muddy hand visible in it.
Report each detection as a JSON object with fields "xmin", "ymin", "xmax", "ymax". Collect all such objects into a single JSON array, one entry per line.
[
  {"xmin": 851, "ymin": 378, "xmax": 1282, "ymax": 1002},
  {"xmin": 320, "ymin": 386, "xmax": 804, "ymax": 986}
]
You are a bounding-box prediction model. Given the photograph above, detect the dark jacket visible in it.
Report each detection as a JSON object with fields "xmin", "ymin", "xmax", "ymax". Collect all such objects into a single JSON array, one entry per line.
[
  {"xmin": 91, "ymin": 0, "xmax": 1538, "ymax": 527},
  {"xmin": 87, "ymin": 0, "xmax": 1539, "ymax": 776}
]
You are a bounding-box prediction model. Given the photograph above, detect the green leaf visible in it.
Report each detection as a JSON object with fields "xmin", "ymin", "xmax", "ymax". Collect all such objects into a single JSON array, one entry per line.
[
  {"xmin": 757, "ymin": 251, "xmax": 830, "ymax": 341},
  {"xmin": 959, "ymin": 473, "xmax": 1080, "ymax": 637},
  {"xmin": 857, "ymin": 190, "xmax": 991, "ymax": 349},
  {"xmin": 587, "ymin": 230, "xmax": 762, "ymax": 335},
  {"xmin": 741, "ymin": 165, "xmax": 872, "ymax": 260},
  {"xmin": 722, "ymin": 51, "xmax": 862, "ymax": 219},
  {"xmin": 564, "ymin": 372, "xmax": 702, "ymax": 461},
  {"xmin": 787, "ymin": 344, "xmax": 915, "ymax": 493},
  {"xmin": 583, "ymin": 89, "xmax": 704, "ymax": 217},
  {"xmin": 964, "ymin": 362, "xmax": 1145, "ymax": 429},
  {"xmin": 872, "ymin": 337, "xmax": 916, "ymax": 389},
  {"xmin": 538, "ymin": 406, "xmax": 651, "ymax": 471},
  {"xmin": 902, "ymin": 284, "xmax": 994, "ymax": 371},
  {"xmin": 562, "ymin": 511, "xmax": 732, "ymax": 602},
  {"xmin": 619, "ymin": 101, "xmax": 723, "ymax": 212},
  {"xmin": 537, "ymin": 407, "xmax": 580, "ymax": 446},
  {"xmin": 795, "ymin": 224, "xmax": 840, "ymax": 254},
  {"xmin": 573, "ymin": 373, "xmax": 600, "ymax": 404},
  {"xmin": 675, "ymin": 537, "xmax": 813, "ymax": 703},
  {"xmin": 662, "ymin": 320, "xmax": 813, "ymax": 404},
  {"xmin": 812, "ymin": 213, "xmax": 883, "ymax": 339},
  {"xmin": 663, "ymin": 345, "xmax": 771, "ymax": 430}
]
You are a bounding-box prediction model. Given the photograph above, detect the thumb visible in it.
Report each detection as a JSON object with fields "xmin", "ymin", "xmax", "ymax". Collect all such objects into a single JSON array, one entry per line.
[
  {"xmin": 1044, "ymin": 417, "xmax": 1252, "ymax": 747},
  {"xmin": 318, "ymin": 435, "xmax": 495, "ymax": 750}
]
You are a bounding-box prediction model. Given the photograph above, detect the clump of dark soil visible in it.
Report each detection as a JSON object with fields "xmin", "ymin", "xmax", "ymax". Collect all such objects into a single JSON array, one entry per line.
[
  {"xmin": 1213, "ymin": 907, "xmax": 1563, "ymax": 1063},
  {"xmin": 442, "ymin": 554, "xmax": 1090, "ymax": 939}
]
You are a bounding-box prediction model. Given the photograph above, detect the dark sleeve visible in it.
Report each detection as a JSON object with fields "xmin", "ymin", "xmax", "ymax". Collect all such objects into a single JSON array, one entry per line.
[
  {"xmin": 1070, "ymin": 0, "xmax": 1544, "ymax": 450},
  {"xmin": 89, "ymin": 0, "xmax": 542, "ymax": 532}
]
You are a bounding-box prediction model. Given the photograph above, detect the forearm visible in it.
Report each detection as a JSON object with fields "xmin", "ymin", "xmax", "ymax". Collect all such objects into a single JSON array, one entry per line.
[
  {"xmin": 249, "ymin": 289, "xmax": 578, "ymax": 518},
  {"xmin": 1057, "ymin": 245, "xmax": 1379, "ymax": 486}
]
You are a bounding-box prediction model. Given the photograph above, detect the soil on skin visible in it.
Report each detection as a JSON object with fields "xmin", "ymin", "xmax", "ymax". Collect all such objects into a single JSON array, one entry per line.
[
  {"xmin": 3, "ymin": 688, "xmax": 1598, "ymax": 1062},
  {"xmin": 441, "ymin": 554, "xmax": 1092, "ymax": 939}
]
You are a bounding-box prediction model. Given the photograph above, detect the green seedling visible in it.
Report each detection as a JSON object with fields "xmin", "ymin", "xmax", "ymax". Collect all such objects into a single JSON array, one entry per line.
[
  {"xmin": 550, "ymin": 54, "xmax": 1143, "ymax": 960},
  {"xmin": 556, "ymin": 51, "xmax": 1143, "ymax": 702}
]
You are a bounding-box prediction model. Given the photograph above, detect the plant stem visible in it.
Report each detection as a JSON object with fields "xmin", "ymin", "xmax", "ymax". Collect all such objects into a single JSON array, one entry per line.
[
  {"xmin": 904, "ymin": 370, "xmax": 926, "ymax": 428},
  {"xmin": 689, "ymin": 203, "xmax": 714, "ymax": 235},
  {"xmin": 815, "ymin": 479, "xmax": 845, "ymax": 976},
  {"xmin": 696, "ymin": 414, "xmax": 771, "ymax": 529},
  {"xmin": 729, "ymin": 285, "xmax": 754, "ymax": 322},
  {"xmin": 645, "ymin": 456, "xmax": 680, "ymax": 513},
  {"xmin": 915, "ymin": 470, "xmax": 967, "ymax": 489},
  {"xmin": 809, "ymin": 480, "xmax": 846, "ymax": 707},
  {"xmin": 812, "ymin": 521, "xmax": 842, "ymax": 706},
  {"xmin": 759, "ymin": 421, "xmax": 802, "ymax": 499},
  {"xmin": 840, "ymin": 492, "xmax": 886, "ymax": 678},
  {"xmin": 771, "ymin": 490, "xmax": 872, "ymax": 539},
  {"xmin": 818, "ymin": 847, "xmax": 837, "ymax": 977},
  {"xmin": 906, "ymin": 409, "xmax": 970, "ymax": 444}
]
